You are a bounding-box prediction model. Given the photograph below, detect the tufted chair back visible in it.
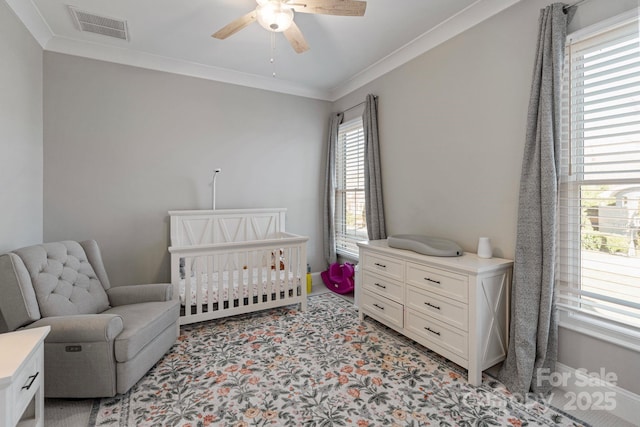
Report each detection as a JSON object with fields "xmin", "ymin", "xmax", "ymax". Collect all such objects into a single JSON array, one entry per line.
[{"xmin": 11, "ymin": 241, "xmax": 111, "ymax": 318}]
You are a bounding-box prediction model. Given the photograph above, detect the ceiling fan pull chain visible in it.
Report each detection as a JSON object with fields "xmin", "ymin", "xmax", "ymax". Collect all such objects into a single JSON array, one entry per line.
[{"xmin": 270, "ymin": 32, "xmax": 277, "ymax": 78}]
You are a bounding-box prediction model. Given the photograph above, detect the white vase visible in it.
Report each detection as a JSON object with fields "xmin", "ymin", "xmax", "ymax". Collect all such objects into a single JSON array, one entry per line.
[{"xmin": 477, "ymin": 237, "xmax": 492, "ymax": 259}]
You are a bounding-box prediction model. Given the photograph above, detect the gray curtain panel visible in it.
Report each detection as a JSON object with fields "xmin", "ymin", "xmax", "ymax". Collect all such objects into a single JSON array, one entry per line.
[
  {"xmin": 323, "ymin": 112, "xmax": 344, "ymax": 265},
  {"xmin": 498, "ymin": 3, "xmax": 570, "ymax": 396},
  {"xmin": 363, "ymin": 94, "xmax": 386, "ymax": 241}
]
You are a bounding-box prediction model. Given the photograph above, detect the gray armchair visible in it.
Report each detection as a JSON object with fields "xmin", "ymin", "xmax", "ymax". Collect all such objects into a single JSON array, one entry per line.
[{"xmin": 0, "ymin": 240, "xmax": 180, "ymax": 398}]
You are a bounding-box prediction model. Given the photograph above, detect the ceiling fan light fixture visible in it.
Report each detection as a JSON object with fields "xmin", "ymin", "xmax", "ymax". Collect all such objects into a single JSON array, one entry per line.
[{"xmin": 256, "ymin": 1, "xmax": 294, "ymax": 32}]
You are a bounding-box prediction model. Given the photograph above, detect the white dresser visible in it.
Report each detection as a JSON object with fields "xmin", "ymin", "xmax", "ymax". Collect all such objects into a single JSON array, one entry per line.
[
  {"xmin": 0, "ymin": 326, "xmax": 50, "ymax": 427},
  {"xmin": 357, "ymin": 240, "xmax": 512, "ymax": 386}
]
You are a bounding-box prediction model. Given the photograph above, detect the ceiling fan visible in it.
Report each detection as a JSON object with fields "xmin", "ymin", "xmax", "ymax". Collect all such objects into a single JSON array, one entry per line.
[{"xmin": 212, "ymin": 0, "xmax": 367, "ymax": 54}]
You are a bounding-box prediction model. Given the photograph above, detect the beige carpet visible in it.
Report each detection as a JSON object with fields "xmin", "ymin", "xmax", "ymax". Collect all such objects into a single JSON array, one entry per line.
[{"xmin": 45, "ymin": 398, "xmax": 93, "ymax": 427}]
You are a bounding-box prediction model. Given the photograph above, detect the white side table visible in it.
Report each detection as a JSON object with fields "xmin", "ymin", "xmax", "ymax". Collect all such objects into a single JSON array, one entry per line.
[{"xmin": 0, "ymin": 326, "xmax": 50, "ymax": 427}]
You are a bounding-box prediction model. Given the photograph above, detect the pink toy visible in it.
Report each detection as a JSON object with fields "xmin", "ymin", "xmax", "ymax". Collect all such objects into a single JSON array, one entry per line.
[{"xmin": 321, "ymin": 262, "xmax": 355, "ymax": 294}]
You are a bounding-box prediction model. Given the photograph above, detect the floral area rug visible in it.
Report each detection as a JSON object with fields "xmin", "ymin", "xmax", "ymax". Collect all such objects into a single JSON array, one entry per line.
[{"xmin": 90, "ymin": 293, "xmax": 586, "ymax": 427}]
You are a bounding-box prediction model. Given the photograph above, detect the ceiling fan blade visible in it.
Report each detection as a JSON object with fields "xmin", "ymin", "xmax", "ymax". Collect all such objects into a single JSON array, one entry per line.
[
  {"xmin": 288, "ymin": 0, "xmax": 366, "ymax": 16},
  {"xmin": 212, "ymin": 10, "xmax": 257, "ymax": 39},
  {"xmin": 284, "ymin": 21, "xmax": 309, "ymax": 54}
]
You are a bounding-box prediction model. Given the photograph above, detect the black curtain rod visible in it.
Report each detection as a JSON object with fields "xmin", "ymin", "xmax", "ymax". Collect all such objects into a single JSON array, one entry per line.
[
  {"xmin": 342, "ymin": 95, "xmax": 378, "ymax": 114},
  {"xmin": 564, "ymin": 0, "xmax": 589, "ymax": 11}
]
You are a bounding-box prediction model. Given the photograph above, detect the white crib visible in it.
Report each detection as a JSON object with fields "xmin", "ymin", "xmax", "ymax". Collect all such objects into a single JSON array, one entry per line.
[{"xmin": 168, "ymin": 208, "xmax": 308, "ymax": 326}]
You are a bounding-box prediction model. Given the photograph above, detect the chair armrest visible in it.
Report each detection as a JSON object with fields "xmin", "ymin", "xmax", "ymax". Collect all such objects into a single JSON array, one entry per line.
[
  {"xmin": 106, "ymin": 283, "xmax": 173, "ymax": 306},
  {"xmin": 25, "ymin": 314, "xmax": 124, "ymax": 342}
]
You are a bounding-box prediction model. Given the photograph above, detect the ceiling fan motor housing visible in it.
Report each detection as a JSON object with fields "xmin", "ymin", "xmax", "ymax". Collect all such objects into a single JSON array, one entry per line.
[
  {"xmin": 256, "ymin": 0, "xmax": 294, "ymax": 32},
  {"xmin": 213, "ymin": 0, "xmax": 366, "ymax": 54}
]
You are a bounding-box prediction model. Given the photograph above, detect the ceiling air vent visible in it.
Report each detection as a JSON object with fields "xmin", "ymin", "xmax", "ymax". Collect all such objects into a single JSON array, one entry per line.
[{"xmin": 68, "ymin": 6, "xmax": 129, "ymax": 41}]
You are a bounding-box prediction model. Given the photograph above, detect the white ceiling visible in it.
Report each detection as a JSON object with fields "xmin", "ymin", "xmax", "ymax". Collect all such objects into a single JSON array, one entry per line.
[{"xmin": 7, "ymin": 0, "xmax": 521, "ymax": 100}]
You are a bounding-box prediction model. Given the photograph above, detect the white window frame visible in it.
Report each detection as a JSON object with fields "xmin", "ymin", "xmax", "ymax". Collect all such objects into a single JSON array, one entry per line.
[
  {"xmin": 558, "ymin": 9, "xmax": 640, "ymax": 352},
  {"xmin": 335, "ymin": 117, "xmax": 367, "ymax": 258}
]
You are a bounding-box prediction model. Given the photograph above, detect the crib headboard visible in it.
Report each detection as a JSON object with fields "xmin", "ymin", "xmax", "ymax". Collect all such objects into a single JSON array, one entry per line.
[{"xmin": 169, "ymin": 208, "xmax": 287, "ymax": 247}]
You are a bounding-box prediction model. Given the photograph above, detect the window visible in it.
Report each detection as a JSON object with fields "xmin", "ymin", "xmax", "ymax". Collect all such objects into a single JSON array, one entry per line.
[
  {"xmin": 335, "ymin": 118, "xmax": 367, "ymax": 257},
  {"xmin": 558, "ymin": 11, "xmax": 640, "ymax": 347}
]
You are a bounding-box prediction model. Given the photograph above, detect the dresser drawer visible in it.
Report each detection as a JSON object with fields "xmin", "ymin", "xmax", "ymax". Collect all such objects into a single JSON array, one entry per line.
[
  {"xmin": 406, "ymin": 285, "xmax": 468, "ymax": 331},
  {"xmin": 361, "ymin": 290, "xmax": 404, "ymax": 329},
  {"xmin": 406, "ymin": 262, "xmax": 468, "ymax": 303},
  {"xmin": 362, "ymin": 271, "xmax": 404, "ymax": 303},
  {"xmin": 405, "ymin": 309, "xmax": 468, "ymax": 359},
  {"xmin": 362, "ymin": 252, "xmax": 404, "ymax": 281},
  {"xmin": 11, "ymin": 343, "xmax": 43, "ymax": 423}
]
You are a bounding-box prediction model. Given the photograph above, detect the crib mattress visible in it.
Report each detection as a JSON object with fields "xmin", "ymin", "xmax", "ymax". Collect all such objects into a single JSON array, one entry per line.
[{"xmin": 179, "ymin": 269, "xmax": 301, "ymax": 306}]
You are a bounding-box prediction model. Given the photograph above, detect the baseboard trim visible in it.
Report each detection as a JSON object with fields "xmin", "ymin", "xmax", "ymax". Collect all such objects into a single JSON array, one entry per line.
[
  {"xmin": 555, "ymin": 362, "xmax": 640, "ymax": 424},
  {"xmin": 310, "ymin": 272, "xmax": 322, "ymax": 288}
]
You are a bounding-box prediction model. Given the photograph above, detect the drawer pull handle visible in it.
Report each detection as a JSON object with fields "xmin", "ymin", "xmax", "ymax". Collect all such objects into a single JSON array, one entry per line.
[
  {"xmin": 425, "ymin": 302, "xmax": 441, "ymax": 310},
  {"xmin": 373, "ymin": 303, "xmax": 385, "ymax": 310},
  {"xmin": 374, "ymin": 262, "xmax": 387, "ymax": 268},
  {"xmin": 425, "ymin": 327, "xmax": 441, "ymax": 336},
  {"xmin": 424, "ymin": 277, "xmax": 441, "ymax": 285},
  {"xmin": 22, "ymin": 372, "xmax": 39, "ymax": 390},
  {"xmin": 374, "ymin": 283, "xmax": 387, "ymax": 289}
]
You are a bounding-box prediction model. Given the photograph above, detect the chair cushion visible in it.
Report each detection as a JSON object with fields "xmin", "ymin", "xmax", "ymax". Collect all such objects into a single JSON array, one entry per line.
[
  {"xmin": 104, "ymin": 300, "xmax": 179, "ymax": 363},
  {"xmin": 14, "ymin": 241, "xmax": 110, "ymax": 317},
  {"xmin": 0, "ymin": 253, "xmax": 41, "ymax": 331},
  {"xmin": 80, "ymin": 240, "xmax": 112, "ymax": 290}
]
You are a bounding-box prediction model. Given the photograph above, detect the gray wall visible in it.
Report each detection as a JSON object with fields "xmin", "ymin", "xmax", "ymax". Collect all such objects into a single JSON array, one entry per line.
[
  {"xmin": 35, "ymin": 0, "xmax": 640, "ymax": 396},
  {"xmin": 0, "ymin": 1, "xmax": 43, "ymax": 252},
  {"xmin": 333, "ymin": 0, "xmax": 539, "ymax": 259},
  {"xmin": 43, "ymin": 53, "xmax": 330, "ymax": 286},
  {"xmin": 333, "ymin": 0, "xmax": 640, "ymax": 395}
]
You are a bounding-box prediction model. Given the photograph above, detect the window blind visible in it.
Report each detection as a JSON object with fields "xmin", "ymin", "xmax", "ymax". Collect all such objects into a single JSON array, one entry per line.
[
  {"xmin": 335, "ymin": 118, "xmax": 367, "ymax": 257},
  {"xmin": 558, "ymin": 16, "xmax": 640, "ymax": 331}
]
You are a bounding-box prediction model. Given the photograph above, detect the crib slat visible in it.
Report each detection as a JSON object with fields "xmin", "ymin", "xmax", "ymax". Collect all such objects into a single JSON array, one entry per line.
[
  {"xmin": 284, "ymin": 247, "xmax": 289, "ymax": 300},
  {"xmin": 251, "ymin": 250, "xmax": 262, "ymax": 304},
  {"xmin": 254, "ymin": 250, "xmax": 259, "ymax": 307},
  {"xmin": 281, "ymin": 247, "xmax": 288, "ymax": 301},
  {"xmin": 239, "ymin": 252, "xmax": 245, "ymax": 308},
  {"xmin": 276, "ymin": 248, "xmax": 282, "ymax": 302},
  {"xmin": 247, "ymin": 251, "xmax": 253, "ymax": 307},
  {"xmin": 194, "ymin": 256, "xmax": 201, "ymax": 314},
  {"xmin": 289, "ymin": 246, "xmax": 297, "ymax": 299},
  {"xmin": 254, "ymin": 250, "xmax": 259, "ymax": 303},
  {"xmin": 242, "ymin": 251, "xmax": 248, "ymax": 308},
  {"xmin": 272, "ymin": 249, "xmax": 278, "ymax": 303},
  {"xmin": 207, "ymin": 254, "xmax": 214, "ymax": 314},
  {"xmin": 185, "ymin": 257, "xmax": 192, "ymax": 314},
  {"xmin": 217, "ymin": 253, "xmax": 224, "ymax": 314},
  {"xmin": 283, "ymin": 247, "xmax": 288, "ymax": 301},
  {"xmin": 258, "ymin": 252, "xmax": 262, "ymax": 304},
  {"xmin": 280, "ymin": 247, "xmax": 285, "ymax": 301},
  {"xmin": 264, "ymin": 249, "xmax": 271, "ymax": 303}
]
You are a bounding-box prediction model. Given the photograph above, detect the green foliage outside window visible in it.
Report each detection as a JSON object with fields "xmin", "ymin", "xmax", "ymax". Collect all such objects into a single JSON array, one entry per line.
[{"xmin": 580, "ymin": 185, "xmax": 637, "ymax": 256}]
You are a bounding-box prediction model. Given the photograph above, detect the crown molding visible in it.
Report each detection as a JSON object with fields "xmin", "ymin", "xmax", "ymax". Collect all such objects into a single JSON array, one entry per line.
[
  {"xmin": 7, "ymin": 0, "xmax": 522, "ymax": 102},
  {"xmin": 44, "ymin": 36, "xmax": 332, "ymax": 100},
  {"xmin": 5, "ymin": 0, "xmax": 54, "ymax": 48},
  {"xmin": 328, "ymin": 0, "xmax": 523, "ymax": 101}
]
